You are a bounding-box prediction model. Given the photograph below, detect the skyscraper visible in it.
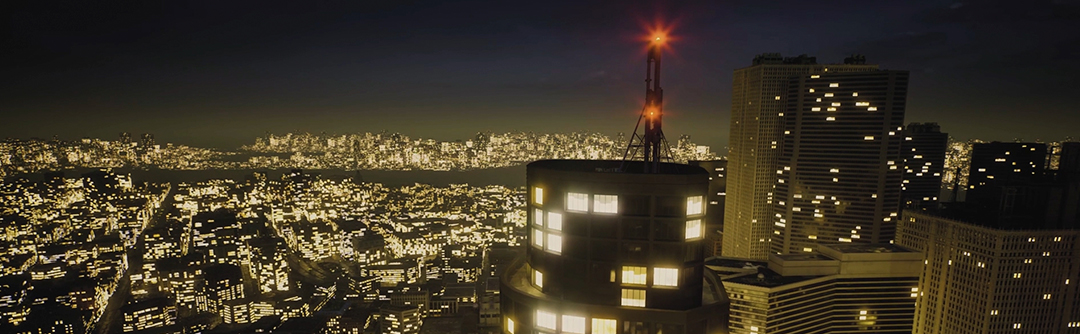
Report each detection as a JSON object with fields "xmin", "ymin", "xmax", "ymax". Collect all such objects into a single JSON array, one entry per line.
[
  {"xmin": 772, "ymin": 70, "xmax": 909, "ymax": 255},
  {"xmin": 712, "ymin": 244, "xmax": 921, "ymax": 334},
  {"xmin": 901, "ymin": 123, "xmax": 948, "ymax": 208},
  {"xmin": 898, "ymin": 211, "xmax": 1080, "ymax": 334},
  {"xmin": 500, "ymin": 160, "xmax": 727, "ymax": 334},
  {"xmin": 966, "ymin": 142, "xmax": 1048, "ymax": 205},
  {"xmin": 724, "ymin": 54, "xmax": 878, "ymax": 259}
]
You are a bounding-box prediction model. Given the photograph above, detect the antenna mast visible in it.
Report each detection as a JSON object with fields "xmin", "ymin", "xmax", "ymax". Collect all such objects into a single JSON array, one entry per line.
[{"xmin": 622, "ymin": 35, "xmax": 672, "ymax": 173}]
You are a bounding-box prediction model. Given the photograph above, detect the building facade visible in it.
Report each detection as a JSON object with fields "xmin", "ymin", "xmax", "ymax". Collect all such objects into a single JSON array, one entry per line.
[
  {"xmin": 689, "ymin": 159, "xmax": 728, "ymax": 257},
  {"xmin": 901, "ymin": 123, "xmax": 948, "ymax": 208},
  {"xmin": 501, "ymin": 160, "xmax": 727, "ymax": 334},
  {"xmin": 771, "ymin": 70, "xmax": 909, "ymax": 255},
  {"xmin": 897, "ymin": 210, "xmax": 1080, "ymax": 333},
  {"xmin": 712, "ymin": 244, "xmax": 921, "ymax": 334},
  {"xmin": 724, "ymin": 54, "xmax": 878, "ymax": 259},
  {"xmin": 967, "ymin": 142, "xmax": 1048, "ymax": 204}
]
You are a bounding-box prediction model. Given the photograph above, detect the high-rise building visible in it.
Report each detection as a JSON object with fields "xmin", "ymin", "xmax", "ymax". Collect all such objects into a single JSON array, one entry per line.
[
  {"xmin": 500, "ymin": 160, "xmax": 727, "ymax": 334},
  {"xmin": 897, "ymin": 210, "xmax": 1080, "ymax": 334},
  {"xmin": 901, "ymin": 123, "xmax": 948, "ymax": 208},
  {"xmin": 772, "ymin": 70, "xmax": 909, "ymax": 254},
  {"xmin": 121, "ymin": 297, "xmax": 177, "ymax": 333},
  {"xmin": 712, "ymin": 244, "xmax": 921, "ymax": 334},
  {"xmin": 689, "ymin": 159, "xmax": 728, "ymax": 257},
  {"xmin": 724, "ymin": 54, "xmax": 878, "ymax": 259},
  {"xmin": 966, "ymin": 142, "xmax": 1048, "ymax": 205}
]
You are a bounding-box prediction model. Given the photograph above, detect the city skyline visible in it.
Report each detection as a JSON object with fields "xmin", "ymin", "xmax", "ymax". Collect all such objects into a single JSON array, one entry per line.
[
  {"xmin": 3, "ymin": 2, "xmax": 1080, "ymax": 334},
  {"xmin": 5, "ymin": 1, "xmax": 1080, "ymax": 149}
]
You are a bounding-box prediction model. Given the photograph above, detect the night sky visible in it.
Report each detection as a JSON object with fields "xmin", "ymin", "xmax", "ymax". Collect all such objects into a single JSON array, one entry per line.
[{"xmin": 3, "ymin": 0, "xmax": 1078, "ymax": 150}]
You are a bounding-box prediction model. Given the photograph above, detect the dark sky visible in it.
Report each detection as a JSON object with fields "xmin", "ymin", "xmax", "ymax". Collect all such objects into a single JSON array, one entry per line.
[{"xmin": 3, "ymin": 0, "xmax": 1079, "ymax": 150}]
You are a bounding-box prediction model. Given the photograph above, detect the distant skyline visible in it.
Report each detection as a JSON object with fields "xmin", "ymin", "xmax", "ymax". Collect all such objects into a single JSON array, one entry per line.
[{"xmin": 4, "ymin": 0, "xmax": 1079, "ymax": 150}]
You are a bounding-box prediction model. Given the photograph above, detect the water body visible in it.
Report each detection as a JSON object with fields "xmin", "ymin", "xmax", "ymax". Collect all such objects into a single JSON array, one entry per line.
[{"xmin": 9, "ymin": 165, "xmax": 528, "ymax": 188}]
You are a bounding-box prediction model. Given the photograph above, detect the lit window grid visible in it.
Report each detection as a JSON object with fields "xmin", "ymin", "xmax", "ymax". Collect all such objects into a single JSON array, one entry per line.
[
  {"xmin": 593, "ymin": 194, "xmax": 618, "ymax": 213},
  {"xmin": 621, "ymin": 289, "xmax": 646, "ymax": 307},
  {"xmin": 653, "ymin": 267, "xmax": 679, "ymax": 287},
  {"xmin": 686, "ymin": 219, "xmax": 703, "ymax": 240},
  {"xmin": 621, "ymin": 266, "xmax": 647, "ymax": 285},
  {"xmin": 561, "ymin": 315, "xmax": 586, "ymax": 334},
  {"xmin": 686, "ymin": 195, "xmax": 704, "ymax": 216},
  {"xmin": 567, "ymin": 192, "xmax": 588, "ymax": 212}
]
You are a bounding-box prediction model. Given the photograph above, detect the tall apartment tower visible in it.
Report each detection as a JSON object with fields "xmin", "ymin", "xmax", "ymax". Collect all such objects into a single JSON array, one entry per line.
[
  {"xmin": 724, "ymin": 54, "xmax": 878, "ymax": 259},
  {"xmin": 772, "ymin": 70, "xmax": 909, "ymax": 255},
  {"xmin": 898, "ymin": 211, "xmax": 1080, "ymax": 334},
  {"xmin": 500, "ymin": 160, "xmax": 727, "ymax": 334},
  {"xmin": 901, "ymin": 123, "xmax": 948, "ymax": 208}
]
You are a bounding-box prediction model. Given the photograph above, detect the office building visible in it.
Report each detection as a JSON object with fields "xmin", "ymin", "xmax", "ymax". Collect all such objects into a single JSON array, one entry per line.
[
  {"xmin": 500, "ymin": 160, "xmax": 727, "ymax": 334},
  {"xmin": 382, "ymin": 304, "xmax": 423, "ymax": 334},
  {"xmin": 121, "ymin": 297, "xmax": 177, "ymax": 333},
  {"xmin": 724, "ymin": 54, "xmax": 878, "ymax": 259},
  {"xmin": 772, "ymin": 70, "xmax": 909, "ymax": 254},
  {"xmin": 689, "ymin": 159, "xmax": 728, "ymax": 257},
  {"xmin": 901, "ymin": 123, "xmax": 948, "ymax": 208},
  {"xmin": 712, "ymin": 244, "xmax": 921, "ymax": 333},
  {"xmin": 967, "ymin": 142, "xmax": 1048, "ymax": 205},
  {"xmin": 897, "ymin": 210, "xmax": 1080, "ymax": 333}
]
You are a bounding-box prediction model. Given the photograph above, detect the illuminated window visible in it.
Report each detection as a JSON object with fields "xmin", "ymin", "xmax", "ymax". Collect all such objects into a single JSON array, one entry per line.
[
  {"xmin": 547, "ymin": 212, "xmax": 562, "ymax": 231},
  {"xmin": 685, "ymin": 219, "xmax": 703, "ymax": 240},
  {"xmin": 567, "ymin": 193, "xmax": 588, "ymax": 212},
  {"xmin": 546, "ymin": 233, "xmax": 562, "ymax": 253},
  {"xmin": 811, "ymin": 74, "xmax": 820, "ymax": 78},
  {"xmin": 1013, "ymin": 272, "xmax": 1022, "ymax": 278},
  {"xmin": 829, "ymin": 83, "xmax": 839, "ymax": 87},
  {"xmin": 592, "ymin": 319, "xmax": 617, "ymax": 334},
  {"xmin": 533, "ymin": 269, "xmax": 543, "ymax": 288},
  {"xmin": 621, "ymin": 289, "xmax": 646, "ymax": 307},
  {"xmin": 533, "ymin": 209, "xmax": 543, "ymax": 226},
  {"xmin": 506, "ymin": 317, "xmax": 515, "ymax": 334},
  {"xmin": 594, "ymin": 195, "xmax": 618, "ymax": 213},
  {"xmin": 561, "ymin": 315, "xmax": 586, "ymax": 334},
  {"xmin": 535, "ymin": 310, "xmax": 556, "ymax": 330},
  {"xmin": 811, "ymin": 107, "xmax": 821, "ymax": 111},
  {"xmin": 686, "ymin": 196, "xmax": 704, "ymax": 216},
  {"xmin": 532, "ymin": 229, "xmax": 543, "ymax": 247},
  {"xmin": 852, "ymin": 92, "xmax": 858, "ymax": 96},
  {"xmin": 533, "ymin": 187, "xmax": 544, "ymax": 205},
  {"xmin": 824, "ymin": 93, "xmax": 834, "ymax": 97},
  {"xmin": 831, "ymin": 102, "xmax": 840, "ymax": 106},
  {"xmin": 621, "ymin": 266, "xmax": 647, "ymax": 285},
  {"xmin": 809, "ymin": 88, "xmax": 816, "ymax": 92},
  {"xmin": 774, "ymin": 96, "xmax": 781, "ymax": 100},
  {"xmin": 864, "ymin": 136, "xmax": 874, "ymax": 140},
  {"xmin": 653, "ymin": 268, "xmax": 679, "ymax": 287},
  {"xmin": 867, "ymin": 107, "xmax": 877, "ymax": 111},
  {"xmin": 855, "ymin": 102, "xmax": 869, "ymax": 106},
  {"xmin": 826, "ymin": 116, "xmax": 835, "ymax": 121}
]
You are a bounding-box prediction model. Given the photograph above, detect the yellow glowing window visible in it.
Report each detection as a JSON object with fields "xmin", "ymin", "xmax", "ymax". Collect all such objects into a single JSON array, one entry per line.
[
  {"xmin": 621, "ymin": 289, "xmax": 646, "ymax": 307},
  {"xmin": 810, "ymin": 74, "xmax": 820, "ymax": 78},
  {"xmin": 532, "ymin": 229, "xmax": 543, "ymax": 247},
  {"xmin": 533, "ymin": 187, "xmax": 543, "ymax": 205},
  {"xmin": 826, "ymin": 116, "xmax": 835, "ymax": 121},
  {"xmin": 829, "ymin": 83, "xmax": 839, "ymax": 87},
  {"xmin": 774, "ymin": 96, "xmax": 781, "ymax": 100},
  {"xmin": 855, "ymin": 102, "xmax": 869, "ymax": 106},
  {"xmin": 685, "ymin": 219, "xmax": 703, "ymax": 240},
  {"xmin": 535, "ymin": 310, "xmax": 556, "ymax": 330},
  {"xmin": 561, "ymin": 315, "xmax": 586, "ymax": 334},
  {"xmin": 592, "ymin": 319, "xmax": 617, "ymax": 334},
  {"xmin": 686, "ymin": 196, "xmax": 704, "ymax": 216},
  {"xmin": 533, "ymin": 209, "xmax": 543, "ymax": 226},
  {"xmin": 831, "ymin": 102, "xmax": 840, "ymax": 106},
  {"xmin": 621, "ymin": 266, "xmax": 647, "ymax": 285},
  {"xmin": 653, "ymin": 267, "xmax": 679, "ymax": 287},
  {"xmin": 506, "ymin": 317, "xmax": 515, "ymax": 334},
  {"xmin": 852, "ymin": 92, "xmax": 858, "ymax": 96},
  {"xmin": 824, "ymin": 93, "xmax": 834, "ymax": 97},
  {"xmin": 546, "ymin": 233, "xmax": 562, "ymax": 253},
  {"xmin": 811, "ymin": 107, "xmax": 821, "ymax": 111},
  {"xmin": 567, "ymin": 192, "xmax": 588, "ymax": 212},
  {"xmin": 827, "ymin": 107, "xmax": 836, "ymax": 111},
  {"xmin": 867, "ymin": 107, "xmax": 877, "ymax": 111},
  {"xmin": 864, "ymin": 136, "xmax": 874, "ymax": 140},
  {"xmin": 533, "ymin": 269, "xmax": 543, "ymax": 288},
  {"xmin": 593, "ymin": 195, "xmax": 618, "ymax": 213},
  {"xmin": 547, "ymin": 212, "xmax": 562, "ymax": 231},
  {"xmin": 809, "ymin": 88, "xmax": 815, "ymax": 92}
]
